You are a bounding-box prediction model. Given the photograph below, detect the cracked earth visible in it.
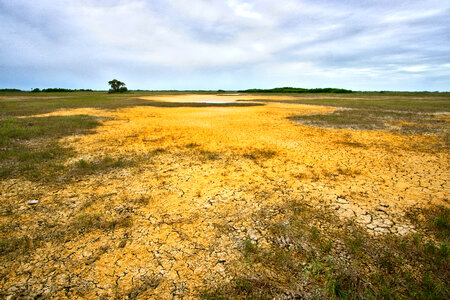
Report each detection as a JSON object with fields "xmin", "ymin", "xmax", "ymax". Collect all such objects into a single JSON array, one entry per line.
[{"xmin": 0, "ymin": 94, "xmax": 448, "ymax": 298}]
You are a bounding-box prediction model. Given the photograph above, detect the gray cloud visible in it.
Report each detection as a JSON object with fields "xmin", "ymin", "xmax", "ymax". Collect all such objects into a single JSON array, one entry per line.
[{"xmin": 0, "ymin": 0, "xmax": 449, "ymax": 90}]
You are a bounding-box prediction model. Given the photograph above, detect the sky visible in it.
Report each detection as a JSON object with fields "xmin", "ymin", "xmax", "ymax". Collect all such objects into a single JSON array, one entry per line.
[{"xmin": 1, "ymin": 0, "xmax": 449, "ymax": 91}]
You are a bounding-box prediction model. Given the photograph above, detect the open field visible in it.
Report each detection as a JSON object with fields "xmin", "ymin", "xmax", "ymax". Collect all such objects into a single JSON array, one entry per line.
[{"xmin": 0, "ymin": 92, "xmax": 449, "ymax": 298}]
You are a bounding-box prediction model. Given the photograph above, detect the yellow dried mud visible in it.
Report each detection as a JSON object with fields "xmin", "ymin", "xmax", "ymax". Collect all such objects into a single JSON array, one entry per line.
[{"xmin": 1, "ymin": 95, "xmax": 448, "ymax": 298}]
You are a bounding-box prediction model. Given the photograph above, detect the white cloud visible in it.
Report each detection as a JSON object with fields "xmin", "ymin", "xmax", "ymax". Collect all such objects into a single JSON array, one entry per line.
[
  {"xmin": 227, "ymin": 0, "xmax": 262, "ymax": 19},
  {"xmin": 0, "ymin": 0, "xmax": 449, "ymax": 90},
  {"xmin": 401, "ymin": 66, "xmax": 429, "ymax": 73}
]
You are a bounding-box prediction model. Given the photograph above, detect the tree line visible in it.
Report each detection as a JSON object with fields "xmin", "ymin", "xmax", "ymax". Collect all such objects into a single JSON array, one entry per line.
[
  {"xmin": 238, "ymin": 87, "xmax": 353, "ymax": 93},
  {"xmin": 31, "ymin": 88, "xmax": 93, "ymax": 93}
]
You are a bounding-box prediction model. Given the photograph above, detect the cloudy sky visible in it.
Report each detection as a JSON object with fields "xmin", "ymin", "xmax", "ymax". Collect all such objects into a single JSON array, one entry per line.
[{"xmin": 1, "ymin": 0, "xmax": 449, "ymax": 91}]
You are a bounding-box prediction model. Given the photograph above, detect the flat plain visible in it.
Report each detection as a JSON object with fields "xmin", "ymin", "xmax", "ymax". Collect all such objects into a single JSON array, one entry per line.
[{"xmin": 0, "ymin": 91, "xmax": 448, "ymax": 299}]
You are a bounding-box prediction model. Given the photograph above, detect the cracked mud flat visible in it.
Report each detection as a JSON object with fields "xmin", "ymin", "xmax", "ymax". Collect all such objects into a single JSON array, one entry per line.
[{"xmin": 0, "ymin": 95, "xmax": 448, "ymax": 298}]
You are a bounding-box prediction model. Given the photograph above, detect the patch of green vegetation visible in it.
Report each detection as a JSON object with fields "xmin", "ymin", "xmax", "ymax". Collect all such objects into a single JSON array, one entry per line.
[
  {"xmin": 238, "ymin": 92, "xmax": 449, "ymax": 139},
  {"xmin": 428, "ymin": 206, "xmax": 449, "ymax": 234},
  {"xmin": 0, "ymin": 210, "xmax": 134, "ymax": 259},
  {"xmin": 0, "ymin": 115, "xmax": 99, "ymax": 145},
  {"xmin": 202, "ymin": 202, "xmax": 449, "ymax": 299},
  {"xmin": 409, "ymin": 206, "xmax": 450, "ymax": 241},
  {"xmin": 288, "ymin": 108, "xmax": 449, "ymax": 137},
  {"xmin": 0, "ymin": 92, "xmax": 126, "ymax": 117},
  {"xmin": 0, "ymin": 92, "xmax": 264, "ymax": 118},
  {"xmin": 240, "ymin": 92, "xmax": 450, "ymax": 112},
  {"xmin": 0, "ymin": 115, "xmax": 100, "ymax": 181}
]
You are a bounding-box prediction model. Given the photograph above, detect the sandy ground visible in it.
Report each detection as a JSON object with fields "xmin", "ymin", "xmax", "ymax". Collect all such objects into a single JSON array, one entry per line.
[{"xmin": 1, "ymin": 95, "xmax": 448, "ymax": 298}]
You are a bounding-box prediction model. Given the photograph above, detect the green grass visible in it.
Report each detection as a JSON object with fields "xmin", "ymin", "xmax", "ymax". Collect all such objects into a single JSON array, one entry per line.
[
  {"xmin": 0, "ymin": 115, "xmax": 101, "ymax": 181},
  {"xmin": 0, "ymin": 212, "xmax": 134, "ymax": 259},
  {"xmin": 238, "ymin": 92, "xmax": 450, "ymax": 112},
  {"xmin": 288, "ymin": 109, "xmax": 449, "ymax": 137},
  {"xmin": 0, "ymin": 91, "xmax": 137, "ymax": 117},
  {"xmin": 0, "ymin": 115, "xmax": 100, "ymax": 145},
  {"xmin": 237, "ymin": 93, "xmax": 449, "ymax": 142},
  {"xmin": 202, "ymin": 201, "xmax": 449, "ymax": 299},
  {"xmin": 0, "ymin": 91, "xmax": 262, "ymax": 118},
  {"xmin": 408, "ymin": 206, "xmax": 450, "ymax": 241}
]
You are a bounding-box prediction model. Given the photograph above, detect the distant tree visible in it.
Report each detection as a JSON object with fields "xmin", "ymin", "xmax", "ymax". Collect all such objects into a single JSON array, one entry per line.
[
  {"xmin": 31, "ymin": 88, "xmax": 40, "ymax": 93},
  {"xmin": 238, "ymin": 87, "xmax": 353, "ymax": 94},
  {"xmin": 41, "ymin": 88, "xmax": 74, "ymax": 92},
  {"xmin": 108, "ymin": 79, "xmax": 128, "ymax": 93}
]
